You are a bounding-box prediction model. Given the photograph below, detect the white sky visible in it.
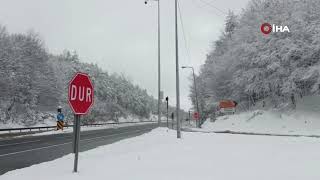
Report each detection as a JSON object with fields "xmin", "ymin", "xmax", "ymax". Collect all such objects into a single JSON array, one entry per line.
[{"xmin": 0, "ymin": 0, "xmax": 249, "ymax": 110}]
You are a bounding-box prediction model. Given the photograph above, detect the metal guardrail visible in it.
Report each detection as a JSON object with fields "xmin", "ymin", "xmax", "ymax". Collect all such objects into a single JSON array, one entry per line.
[{"xmin": 0, "ymin": 121, "xmax": 157, "ymax": 133}]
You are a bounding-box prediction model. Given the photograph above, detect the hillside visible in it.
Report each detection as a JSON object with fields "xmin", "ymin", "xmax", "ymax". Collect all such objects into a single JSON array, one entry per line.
[
  {"xmin": 191, "ymin": 0, "xmax": 320, "ymax": 118},
  {"xmin": 0, "ymin": 26, "xmax": 168, "ymax": 127}
]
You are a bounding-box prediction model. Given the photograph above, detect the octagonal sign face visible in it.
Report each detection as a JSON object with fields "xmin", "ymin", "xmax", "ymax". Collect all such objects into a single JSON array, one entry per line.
[
  {"xmin": 193, "ymin": 112, "xmax": 199, "ymax": 120},
  {"xmin": 68, "ymin": 72, "xmax": 94, "ymax": 115}
]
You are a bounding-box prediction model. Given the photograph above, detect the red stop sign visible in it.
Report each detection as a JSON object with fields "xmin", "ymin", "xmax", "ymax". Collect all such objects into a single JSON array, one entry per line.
[
  {"xmin": 68, "ymin": 72, "xmax": 94, "ymax": 115},
  {"xmin": 193, "ymin": 112, "xmax": 199, "ymax": 120}
]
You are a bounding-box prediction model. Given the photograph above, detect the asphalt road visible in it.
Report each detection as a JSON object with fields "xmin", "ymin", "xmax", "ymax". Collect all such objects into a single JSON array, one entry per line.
[{"xmin": 0, "ymin": 123, "xmax": 160, "ymax": 175}]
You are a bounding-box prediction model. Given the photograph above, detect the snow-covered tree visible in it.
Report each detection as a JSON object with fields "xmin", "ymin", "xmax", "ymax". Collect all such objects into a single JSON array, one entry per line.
[
  {"xmin": 193, "ymin": 0, "xmax": 320, "ymax": 114},
  {"xmin": 0, "ymin": 27, "xmax": 164, "ymax": 126}
]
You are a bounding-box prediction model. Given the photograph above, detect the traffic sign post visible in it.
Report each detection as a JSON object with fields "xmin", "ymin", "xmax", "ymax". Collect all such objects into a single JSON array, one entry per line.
[
  {"xmin": 56, "ymin": 111, "xmax": 65, "ymax": 130},
  {"xmin": 165, "ymin": 96, "xmax": 169, "ymax": 128},
  {"xmin": 171, "ymin": 112, "xmax": 174, "ymax": 129},
  {"xmin": 73, "ymin": 115, "xmax": 80, "ymax": 172},
  {"xmin": 68, "ymin": 72, "xmax": 94, "ymax": 173}
]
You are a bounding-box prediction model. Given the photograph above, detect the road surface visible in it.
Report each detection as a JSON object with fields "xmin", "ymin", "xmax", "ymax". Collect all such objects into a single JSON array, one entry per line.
[{"xmin": 0, "ymin": 123, "xmax": 159, "ymax": 175}]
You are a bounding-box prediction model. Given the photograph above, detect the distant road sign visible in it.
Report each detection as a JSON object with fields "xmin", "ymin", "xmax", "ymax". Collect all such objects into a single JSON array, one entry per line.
[
  {"xmin": 57, "ymin": 113, "xmax": 64, "ymax": 121},
  {"xmin": 218, "ymin": 100, "xmax": 236, "ymax": 115},
  {"xmin": 193, "ymin": 112, "xmax": 199, "ymax": 120},
  {"xmin": 160, "ymin": 91, "xmax": 164, "ymax": 100},
  {"xmin": 68, "ymin": 72, "xmax": 94, "ymax": 115}
]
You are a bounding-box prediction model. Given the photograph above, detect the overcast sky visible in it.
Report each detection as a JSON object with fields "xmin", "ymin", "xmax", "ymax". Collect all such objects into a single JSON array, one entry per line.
[{"xmin": 0, "ymin": 0, "xmax": 250, "ymax": 110}]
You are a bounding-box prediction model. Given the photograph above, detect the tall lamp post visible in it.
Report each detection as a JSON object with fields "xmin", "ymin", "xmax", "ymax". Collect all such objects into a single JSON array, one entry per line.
[
  {"xmin": 175, "ymin": 0, "xmax": 181, "ymax": 138},
  {"xmin": 145, "ymin": 0, "xmax": 161, "ymax": 126},
  {"xmin": 181, "ymin": 66, "xmax": 201, "ymax": 128}
]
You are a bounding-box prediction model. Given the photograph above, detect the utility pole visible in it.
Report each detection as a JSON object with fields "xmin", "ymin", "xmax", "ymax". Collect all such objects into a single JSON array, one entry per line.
[
  {"xmin": 157, "ymin": 0, "xmax": 161, "ymax": 127},
  {"xmin": 175, "ymin": 0, "xmax": 181, "ymax": 138},
  {"xmin": 181, "ymin": 66, "xmax": 201, "ymax": 128},
  {"xmin": 192, "ymin": 68, "xmax": 201, "ymax": 128},
  {"xmin": 192, "ymin": 68, "xmax": 200, "ymax": 127}
]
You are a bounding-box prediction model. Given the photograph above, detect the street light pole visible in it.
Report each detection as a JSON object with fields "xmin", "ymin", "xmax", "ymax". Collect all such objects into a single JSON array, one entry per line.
[
  {"xmin": 191, "ymin": 67, "xmax": 201, "ymax": 128},
  {"xmin": 157, "ymin": 0, "xmax": 161, "ymax": 126},
  {"xmin": 181, "ymin": 66, "xmax": 201, "ymax": 128},
  {"xmin": 145, "ymin": 0, "xmax": 161, "ymax": 126},
  {"xmin": 175, "ymin": 0, "xmax": 181, "ymax": 138}
]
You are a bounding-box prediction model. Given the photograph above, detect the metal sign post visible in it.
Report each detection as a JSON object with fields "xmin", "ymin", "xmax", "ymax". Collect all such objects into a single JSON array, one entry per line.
[
  {"xmin": 171, "ymin": 112, "xmax": 174, "ymax": 129},
  {"xmin": 73, "ymin": 115, "xmax": 81, "ymax": 172},
  {"xmin": 166, "ymin": 96, "xmax": 169, "ymax": 128},
  {"xmin": 72, "ymin": 115, "xmax": 76, "ymax": 153}
]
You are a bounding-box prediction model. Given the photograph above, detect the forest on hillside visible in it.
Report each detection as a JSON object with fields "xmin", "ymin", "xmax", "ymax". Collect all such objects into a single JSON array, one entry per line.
[
  {"xmin": 191, "ymin": 0, "xmax": 320, "ymax": 117},
  {"xmin": 0, "ymin": 26, "xmax": 175, "ymax": 127}
]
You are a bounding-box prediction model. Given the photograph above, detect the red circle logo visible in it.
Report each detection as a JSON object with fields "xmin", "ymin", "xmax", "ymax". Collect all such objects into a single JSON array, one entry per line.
[{"xmin": 261, "ymin": 23, "xmax": 272, "ymax": 34}]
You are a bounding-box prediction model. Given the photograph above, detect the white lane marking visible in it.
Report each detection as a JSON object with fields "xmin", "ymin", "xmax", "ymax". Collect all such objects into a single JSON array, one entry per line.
[
  {"xmin": 0, "ymin": 142, "xmax": 72, "ymax": 158},
  {"xmin": 0, "ymin": 129, "xmax": 148, "ymax": 157},
  {"xmin": 0, "ymin": 140, "xmax": 41, "ymax": 147},
  {"xmin": 80, "ymin": 129, "xmax": 149, "ymax": 143}
]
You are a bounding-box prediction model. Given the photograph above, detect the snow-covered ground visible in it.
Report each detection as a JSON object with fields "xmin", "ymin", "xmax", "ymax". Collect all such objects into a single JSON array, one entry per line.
[
  {"xmin": 2, "ymin": 128, "xmax": 320, "ymax": 180},
  {"xmin": 200, "ymin": 110, "xmax": 320, "ymax": 135},
  {"xmin": 197, "ymin": 96, "xmax": 320, "ymax": 136}
]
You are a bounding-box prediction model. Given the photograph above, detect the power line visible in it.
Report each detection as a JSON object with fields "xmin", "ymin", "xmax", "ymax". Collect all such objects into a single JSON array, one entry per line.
[
  {"xmin": 197, "ymin": 0, "xmax": 227, "ymax": 16},
  {"xmin": 190, "ymin": 0, "xmax": 225, "ymax": 18},
  {"xmin": 177, "ymin": 0, "xmax": 192, "ymax": 65}
]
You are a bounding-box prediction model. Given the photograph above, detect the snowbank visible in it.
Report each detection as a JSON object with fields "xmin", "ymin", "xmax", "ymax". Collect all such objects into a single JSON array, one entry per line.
[
  {"xmin": 2, "ymin": 128, "xmax": 320, "ymax": 180},
  {"xmin": 201, "ymin": 96, "xmax": 320, "ymax": 135}
]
